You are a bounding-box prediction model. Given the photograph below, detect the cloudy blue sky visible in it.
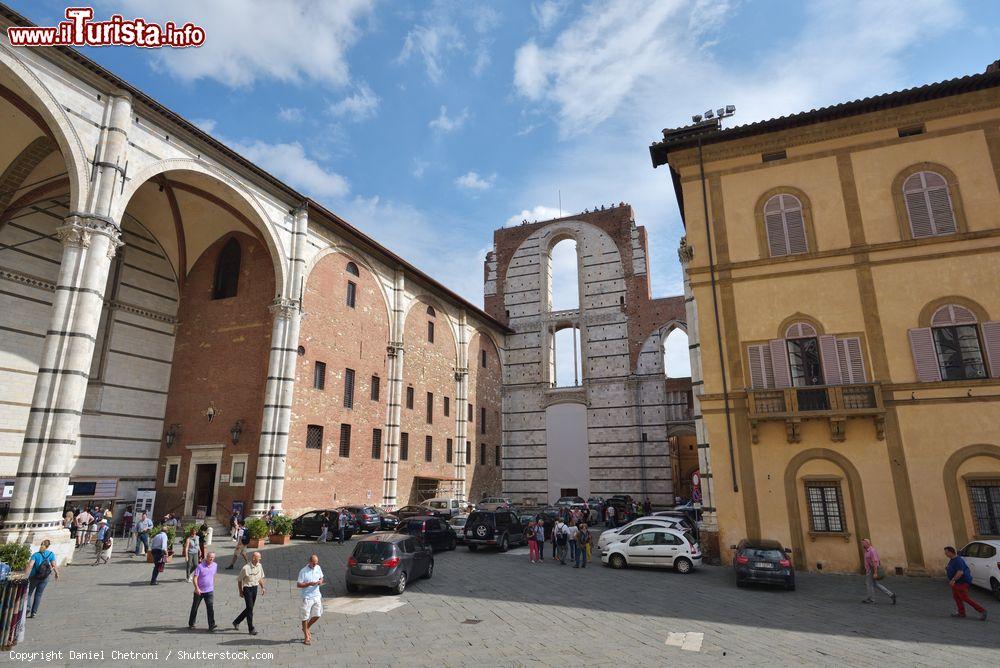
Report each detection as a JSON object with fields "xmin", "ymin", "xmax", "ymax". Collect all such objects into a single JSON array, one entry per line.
[{"xmin": 9, "ymin": 0, "xmax": 999, "ymax": 376}]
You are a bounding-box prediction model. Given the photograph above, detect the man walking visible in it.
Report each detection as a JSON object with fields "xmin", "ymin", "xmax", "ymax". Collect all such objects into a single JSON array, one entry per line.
[
  {"xmin": 133, "ymin": 512, "xmax": 152, "ymax": 556},
  {"xmin": 553, "ymin": 518, "xmax": 568, "ymax": 565},
  {"xmin": 567, "ymin": 521, "xmax": 579, "ymax": 565},
  {"xmin": 944, "ymin": 546, "xmax": 987, "ymax": 620},
  {"xmin": 338, "ymin": 509, "xmax": 350, "ymax": 543},
  {"xmin": 189, "ymin": 552, "xmax": 218, "ymax": 631},
  {"xmin": 149, "ymin": 525, "xmax": 169, "ymax": 585},
  {"xmin": 93, "ymin": 519, "xmax": 112, "ymax": 565},
  {"xmin": 860, "ymin": 538, "xmax": 895, "ymax": 604},
  {"xmin": 24, "ymin": 539, "xmax": 58, "ymax": 618},
  {"xmin": 233, "ymin": 551, "xmax": 266, "ymax": 635},
  {"xmin": 227, "ymin": 520, "xmax": 249, "ymax": 570},
  {"xmin": 297, "ymin": 554, "xmax": 324, "ymax": 645},
  {"xmin": 74, "ymin": 507, "xmax": 92, "ymax": 547}
]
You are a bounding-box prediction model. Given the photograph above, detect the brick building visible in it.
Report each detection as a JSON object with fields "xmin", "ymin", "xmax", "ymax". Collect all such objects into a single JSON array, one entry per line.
[
  {"xmin": 0, "ymin": 6, "xmax": 504, "ymax": 561},
  {"xmin": 485, "ymin": 206, "xmax": 696, "ymax": 508}
]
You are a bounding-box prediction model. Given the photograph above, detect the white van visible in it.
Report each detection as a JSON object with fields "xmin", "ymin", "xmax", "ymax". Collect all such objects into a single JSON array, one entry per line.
[{"xmin": 423, "ymin": 497, "xmax": 464, "ymax": 518}]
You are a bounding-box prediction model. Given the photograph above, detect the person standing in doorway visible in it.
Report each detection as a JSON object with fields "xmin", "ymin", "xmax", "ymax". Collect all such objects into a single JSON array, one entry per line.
[
  {"xmin": 149, "ymin": 525, "xmax": 169, "ymax": 585},
  {"xmin": 227, "ymin": 520, "xmax": 249, "ymax": 570},
  {"xmin": 189, "ymin": 551, "xmax": 218, "ymax": 631},
  {"xmin": 24, "ymin": 539, "xmax": 58, "ymax": 618},
  {"xmin": 233, "ymin": 551, "xmax": 266, "ymax": 635},
  {"xmin": 861, "ymin": 538, "xmax": 895, "ymax": 604},
  {"xmin": 297, "ymin": 554, "xmax": 324, "ymax": 645},
  {"xmin": 133, "ymin": 512, "xmax": 152, "ymax": 556},
  {"xmin": 944, "ymin": 546, "xmax": 987, "ymax": 620},
  {"xmin": 183, "ymin": 526, "xmax": 200, "ymax": 581}
]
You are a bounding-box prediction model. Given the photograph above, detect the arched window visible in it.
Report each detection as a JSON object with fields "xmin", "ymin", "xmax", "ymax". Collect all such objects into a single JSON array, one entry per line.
[
  {"xmin": 763, "ymin": 194, "xmax": 808, "ymax": 257},
  {"xmin": 902, "ymin": 171, "xmax": 956, "ymax": 238},
  {"xmin": 552, "ymin": 325, "xmax": 582, "ymax": 387},
  {"xmin": 212, "ymin": 237, "xmax": 241, "ymax": 300},
  {"xmin": 426, "ymin": 305, "xmax": 435, "ymax": 343},
  {"xmin": 784, "ymin": 322, "xmax": 823, "ymax": 387},
  {"xmin": 746, "ymin": 319, "xmax": 868, "ymax": 393},
  {"xmin": 662, "ymin": 328, "xmax": 691, "ymax": 378},
  {"xmin": 426, "ymin": 305, "xmax": 436, "ymax": 317},
  {"xmin": 549, "ymin": 238, "xmax": 579, "ymax": 311},
  {"xmin": 909, "ymin": 304, "xmax": 993, "ymax": 381},
  {"xmin": 346, "ymin": 261, "xmax": 359, "ymax": 276}
]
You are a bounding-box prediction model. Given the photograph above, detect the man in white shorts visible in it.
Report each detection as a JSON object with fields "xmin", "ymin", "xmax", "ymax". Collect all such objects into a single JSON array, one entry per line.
[{"xmin": 297, "ymin": 554, "xmax": 324, "ymax": 645}]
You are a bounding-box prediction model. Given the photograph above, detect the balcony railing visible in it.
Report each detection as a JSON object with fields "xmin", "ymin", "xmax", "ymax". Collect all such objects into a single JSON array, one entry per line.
[{"xmin": 746, "ymin": 382, "xmax": 885, "ymax": 443}]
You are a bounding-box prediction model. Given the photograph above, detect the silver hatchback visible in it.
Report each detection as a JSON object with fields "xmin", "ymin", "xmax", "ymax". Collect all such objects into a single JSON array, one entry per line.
[{"xmin": 345, "ymin": 533, "xmax": 433, "ymax": 595}]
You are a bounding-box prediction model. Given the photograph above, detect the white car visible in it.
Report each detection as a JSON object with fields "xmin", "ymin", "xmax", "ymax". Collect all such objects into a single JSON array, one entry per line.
[
  {"xmin": 959, "ymin": 540, "xmax": 1000, "ymax": 599},
  {"xmin": 423, "ymin": 497, "xmax": 464, "ymax": 518},
  {"xmin": 601, "ymin": 527, "xmax": 702, "ymax": 574},
  {"xmin": 597, "ymin": 516, "xmax": 685, "ymax": 550},
  {"xmin": 477, "ymin": 497, "xmax": 513, "ymax": 511}
]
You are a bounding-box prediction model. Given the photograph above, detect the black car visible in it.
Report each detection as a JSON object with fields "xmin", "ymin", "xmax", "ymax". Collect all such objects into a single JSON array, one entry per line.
[
  {"xmin": 376, "ymin": 508, "xmax": 399, "ymax": 531},
  {"xmin": 397, "ymin": 516, "xmax": 457, "ymax": 552},
  {"xmin": 292, "ymin": 509, "xmax": 357, "ymax": 541},
  {"xmin": 345, "ymin": 533, "xmax": 433, "ymax": 595},
  {"xmin": 464, "ymin": 510, "xmax": 527, "ymax": 552},
  {"xmin": 343, "ymin": 505, "xmax": 381, "ymax": 533},
  {"xmin": 604, "ymin": 497, "xmax": 636, "ymax": 524},
  {"xmin": 733, "ymin": 538, "xmax": 795, "ymax": 590},
  {"xmin": 395, "ymin": 505, "xmax": 447, "ymax": 521}
]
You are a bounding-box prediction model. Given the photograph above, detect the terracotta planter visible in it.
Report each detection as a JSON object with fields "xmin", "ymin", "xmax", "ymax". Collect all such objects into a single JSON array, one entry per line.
[
  {"xmin": 145, "ymin": 551, "xmax": 173, "ymax": 563},
  {"xmin": 269, "ymin": 534, "xmax": 290, "ymax": 545},
  {"xmin": 248, "ymin": 537, "xmax": 266, "ymax": 549}
]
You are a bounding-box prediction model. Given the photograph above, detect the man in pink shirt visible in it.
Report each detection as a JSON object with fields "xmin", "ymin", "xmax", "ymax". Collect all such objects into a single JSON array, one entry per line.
[
  {"xmin": 862, "ymin": 538, "xmax": 896, "ymax": 605},
  {"xmin": 189, "ymin": 552, "xmax": 218, "ymax": 631}
]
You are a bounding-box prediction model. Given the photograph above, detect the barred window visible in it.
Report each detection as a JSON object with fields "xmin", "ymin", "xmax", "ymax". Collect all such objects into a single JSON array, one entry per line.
[
  {"xmin": 425, "ymin": 435, "xmax": 433, "ymax": 462},
  {"xmin": 370, "ymin": 375, "xmax": 380, "ymax": 401},
  {"xmin": 400, "ymin": 432, "xmax": 409, "ymax": 460},
  {"xmin": 446, "ymin": 438, "xmax": 453, "ymax": 463},
  {"xmin": 346, "ymin": 280, "xmax": 357, "ymax": 308},
  {"xmin": 495, "ymin": 445, "xmax": 500, "ymax": 466},
  {"xmin": 339, "ymin": 424, "xmax": 351, "ymax": 457},
  {"xmin": 465, "ymin": 441, "xmax": 471, "ymax": 465},
  {"xmin": 313, "ymin": 361, "xmax": 326, "ymax": 390},
  {"xmin": 428, "ymin": 320, "xmax": 435, "ymax": 343},
  {"xmin": 468, "ymin": 402, "xmax": 473, "ymax": 423},
  {"xmin": 306, "ymin": 425, "xmax": 323, "ymax": 450},
  {"xmin": 481, "ymin": 349, "xmax": 487, "ymax": 367},
  {"xmin": 479, "ymin": 443, "xmax": 486, "ymax": 465},
  {"xmin": 406, "ymin": 386, "xmax": 414, "ymax": 409},
  {"xmin": 426, "ymin": 392, "xmax": 434, "ymax": 424},
  {"xmin": 968, "ymin": 480, "xmax": 1000, "ymax": 536},
  {"xmin": 371, "ymin": 428, "xmax": 382, "ymax": 460},
  {"xmin": 344, "ymin": 368, "xmax": 355, "ymax": 408},
  {"xmin": 480, "ymin": 407, "xmax": 486, "ymax": 434},
  {"xmin": 805, "ymin": 482, "xmax": 845, "ymax": 533},
  {"xmin": 346, "ymin": 261, "xmax": 359, "ymax": 276},
  {"xmin": 444, "ymin": 396, "xmax": 450, "ymax": 417}
]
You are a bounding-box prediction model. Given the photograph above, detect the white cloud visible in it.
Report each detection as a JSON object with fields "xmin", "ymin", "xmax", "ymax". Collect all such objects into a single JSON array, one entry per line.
[
  {"xmin": 531, "ymin": 0, "xmax": 569, "ymax": 31},
  {"xmin": 398, "ymin": 22, "xmax": 464, "ymax": 84},
  {"xmin": 277, "ymin": 107, "xmax": 304, "ymax": 122},
  {"xmin": 106, "ymin": 0, "xmax": 373, "ymax": 88},
  {"xmin": 412, "ymin": 159, "xmax": 429, "ymax": 179},
  {"xmin": 428, "ymin": 106, "xmax": 470, "ymax": 133},
  {"xmin": 455, "ymin": 171, "xmax": 495, "ymax": 191},
  {"xmin": 191, "ymin": 118, "xmax": 217, "ymax": 133},
  {"xmin": 505, "ymin": 205, "xmax": 562, "ymax": 227},
  {"xmin": 328, "ymin": 83, "xmax": 380, "ymax": 121},
  {"xmin": 231, "ymin": 140, "xmax": 349, "ymax": 199}
]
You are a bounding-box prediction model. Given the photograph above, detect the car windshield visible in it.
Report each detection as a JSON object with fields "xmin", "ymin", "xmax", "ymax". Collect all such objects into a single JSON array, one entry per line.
[
  {"xmin": 450, "ymin": 517, "xmax": 467, "ymax": 527},
  {"xmin": 427, "ymin": 501, "xmax": 447, "ymax": 509},
  {"xmin": 742, "ymin": 547, "xmax": 783, "ymax": 560},
  {"xmin": 353, "ymin": 542, "xmax": 395, "ymax": 559},
  {"xmin": 467, "ymin": 512, "xmax": 494, "ymax": 525}
]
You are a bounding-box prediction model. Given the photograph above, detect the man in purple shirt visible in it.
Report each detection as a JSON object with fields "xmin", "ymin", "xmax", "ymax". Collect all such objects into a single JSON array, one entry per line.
[{"xmin": 189, "ymin": 551, "xmax": 218, "ymax": 631}]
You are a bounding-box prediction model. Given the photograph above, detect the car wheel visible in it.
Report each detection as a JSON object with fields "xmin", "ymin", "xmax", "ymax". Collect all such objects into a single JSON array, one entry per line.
[
  {"xmin": 674, "ymin": 557, "xmax": 693, "ymax": 574},
  {"xmin": 346, "ymin": 580, "xmax": 359, "ymax": 593},
  {"xmin": 991, "ymin": 578, "xmax": 1000, "ymax": 601},
  {"xmin": 392, "ymin": 571, "xmax": 407, "ymax": 595},
  {"xmin": 468, "ymin": 545, "xmax": 478, "ymax": 552},
  {"xmin": 609, "ymin": 553, "xmax": 627, "ymax": 569},
  {"xmin": 498, "ymin": 535, "xmax": 509, "ymax": 552},
  {"xmin": 423, "ymin": 559, "xmax": 434, "ymax": 579}
]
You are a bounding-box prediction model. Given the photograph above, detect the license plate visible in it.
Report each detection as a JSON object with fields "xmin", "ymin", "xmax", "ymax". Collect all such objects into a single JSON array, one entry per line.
[
  {"xmin": 754, "ymin": 562, "xmax": 773, "ymax": 569},
  {"xmin": 359, "ymin": 564, "xmax": 377, "ymax": 570}
]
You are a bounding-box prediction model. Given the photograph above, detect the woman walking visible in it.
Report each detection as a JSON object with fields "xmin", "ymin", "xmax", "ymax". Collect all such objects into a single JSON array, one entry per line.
[
  {"xmin": 184, "ymin": 526, "xmax": 201, "ymax": 582},
  {"xmin": 526, "ymin": 520, "xmax": 539, "ymax": 563},
  {"xmin": 575, "ymin": 523, "xmax": 592, "ymax": 568},
  {"xmin": 861, "ymin": 538, "xmax": 896, "ymax": 604}
]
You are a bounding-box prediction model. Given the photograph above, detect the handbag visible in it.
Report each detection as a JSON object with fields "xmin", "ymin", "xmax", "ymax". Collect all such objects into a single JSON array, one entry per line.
[{"xmin": 875, "ymin": 565, "xmax": 885, "ymax": 580}]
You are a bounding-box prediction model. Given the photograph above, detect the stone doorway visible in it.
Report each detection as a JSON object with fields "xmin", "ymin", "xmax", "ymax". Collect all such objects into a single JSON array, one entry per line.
[{"xmin": 192, "ymin": 463, "xmax": 217, "ymax": 517}]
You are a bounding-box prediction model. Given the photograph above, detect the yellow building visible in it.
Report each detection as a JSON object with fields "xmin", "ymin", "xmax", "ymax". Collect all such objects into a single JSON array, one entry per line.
[{"xmin": 650, "ymin": 60, "xmax": 1000, "ymax": 576}]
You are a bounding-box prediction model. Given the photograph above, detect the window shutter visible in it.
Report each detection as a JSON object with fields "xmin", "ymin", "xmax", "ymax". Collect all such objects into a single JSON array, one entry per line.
[
  {"xmin": 927, "ymin": 187, "xmax": 956, "ymax": 234},
  {"xmin": 818, "ymin": 335, "xmax": 842, "ymax": 385},
  {"xmin": 836, "ymin": 336, "xmax": 867, "ymax": 384},
  {"xmin": 784, "ymin": 208, "xmax": 808, "ymax": 254},
  {"xmin": 908, "ymin": 327, "xmax": 942, "ymax": 382},
  {"xmin": 904, "ymin": 171, "xmax": 956, "ymax": 237},
  {"xmin": 747, "ymin": 344, "xmax": 774, "ymax": 389},
  {"xmin": 903, "ymin": 190, "xmax": 934, "ymax": 238},
  {"xmin": 982, "ymin": 321, "xmax": 1000, "ymax": 378},
  {"xmin": 769, "ymin": 339, "xmax": 791, "ymax": 388},
  {"xmin": 764, "ymin": 211, "xmax": 788, "ymax": 257},
  {"xmin": 931, "ymin": 304, "xmax": 977, "ymax": 326}
]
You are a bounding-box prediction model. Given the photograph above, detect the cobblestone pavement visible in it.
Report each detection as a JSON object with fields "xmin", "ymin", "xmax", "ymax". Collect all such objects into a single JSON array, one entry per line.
[{"xmin": 8, "ymin": 532, "xmax": 1000, "ymax": 667}]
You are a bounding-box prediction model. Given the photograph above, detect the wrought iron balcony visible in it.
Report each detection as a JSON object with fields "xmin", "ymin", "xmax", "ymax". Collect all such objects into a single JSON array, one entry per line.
[{"xmin": 746, "ymin": 383, "xmax": 885, "ymax": 443}]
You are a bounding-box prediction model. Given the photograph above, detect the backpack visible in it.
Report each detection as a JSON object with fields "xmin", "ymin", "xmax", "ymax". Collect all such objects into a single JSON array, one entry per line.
[
  {"xmin": 34, "ymin": 551, "xmax": 53, "ymax": 580},
  {"xmin": 240, "ymin": 530, "xmax": 251, "ymax": 546}
]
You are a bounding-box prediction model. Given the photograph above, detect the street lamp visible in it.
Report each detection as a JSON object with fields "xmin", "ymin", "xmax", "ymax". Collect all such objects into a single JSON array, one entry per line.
[
  {"xmin": 230, "ymin": 419, "xmax": 244, "ymax": 445},
  {"xmin": 164, "ymin": 423, "xmax": 181, "ymax": 448}
]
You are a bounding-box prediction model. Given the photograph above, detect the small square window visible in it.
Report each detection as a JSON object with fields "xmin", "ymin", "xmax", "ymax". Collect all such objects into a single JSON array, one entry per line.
[
  {"xmin": 346, "ymin": 281, "xmax": 357, "ymax": 308},
  {"xmin": 306, "ymin": 425, "xmax": 323, "ymax": 450},
  {"xmin": 446, "ymin": 438, "xmax": 453, "ymax": 463},
  {"xmin": 480, "ymin": 407, "xmax": 486, "ymax": 434},
  {"xmin": 164, "ymin": 458, "xmax": 180, "ymax": 487},
  {"xmin": 400, "ymin": 433, "xmax": 409, "ymax": 461},
  {"xmin": 344, "ymin": 368, "xmax": 356, "ymax": 409},
  {"xmin": 406, "ymin": 386, "xmax": 414, "ymax": 409},
  {"xmin": 494, "ymin": 445, "xmax": 500, "ymax": 466},
  {"xmin": 428, "ymin": 321, "xmax": 435, "ymax": 343},
  {"xmin": 444, "ymin": 396, "xmax": 450, "ymax": 417},
  {"xmin": 370, "ymin": 376, "xmax": 380, "ymax": 401},
  {"xmin": 479, "ymin": 443, "xmax": 486, "ymax": 465},
  {"xmin": 425, "ymin": 435, "xmax": 433, "ymax": 462},
  {"xmin": 426, "ymin": 392, "xmax": 434, "ymax": 424},
  {"xmin": 465, "ymin": 441, "xmax": 471, "ymax": 465},
  {"xmin": 313, "ymin": 361, "xmax": 326, "ymax": 390},
  {"xmin": 371, "ymin": 428, "xmax": 382, "ymax": 460},
  {"xmin": 481, "ymin": 349, "xmax": 487, "ymax": 367},
  {"xmin": 230, "ymin": 458, "xmax": 247, "ymax": 486},
  {"xmin": 805, "ymin": 482, "xmax": 845, "ymax": 533},
  {"xmin": 339, "ymin": 424, "xmax": 352, "ymax": 457}
]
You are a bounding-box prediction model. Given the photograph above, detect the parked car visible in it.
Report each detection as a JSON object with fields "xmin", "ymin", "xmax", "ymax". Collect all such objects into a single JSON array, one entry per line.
[
  {"xmin": 342, "ymin": 505, "xmax": 381, "ymax": 533},
  {"xmin": 375, "ymin": 508, "xmax": 399, "ymax": 531},
  {"xmin": 395, "ymin": 504, "xmax": 447, "ymax": 521},
  {"xmin": 464, "ymin": 510, "xmax": 527, "ymax": 552},
  {"xmin": 603, "ymin": 497, "xmax": 637, "ymax": 524},
  {"xmin": 397, "ymin": 516, "xmax": 457, "ymax": 552},
  {"xmin": 959, "ymin": 540, "xmax": 1000, "ymax": 600},
  {"xmin": 651, "ymin": 511, "xmax": 700, "ymax": 540},
  {"xmin": 597, "ymin": 517, "xmax": 686, "ymax": 550},
  {"xmin": 450, "ymin": 515, "xmax": 469, "ymax": 543},
  {"xmin": 292, "ymin": 509, "xmax": 356, "ymax": 541},
  {"xmin": 345, "ymin": 533, "xmax": 433, "ymax": 595},
  {"xmin": 670, "ymin": 503, "xmax": 703, "ymax": 525},
  {"xmin": 556, "ymin": 496, "xmax": 587, "ymax": 510},
  {"xmin": 733, "ymin": 538, "xmax": 795, "ymax": 590},
  {"xmin": 423, "ymin": 497, "xmax": 464, "ymax": 518},
  {"xmin": 602, "ymin": 527, "xmax": 701, "ymax": 573},
  {"xmin": 477, "ymin": 497, "xmax": 513, "ymax": 511}
]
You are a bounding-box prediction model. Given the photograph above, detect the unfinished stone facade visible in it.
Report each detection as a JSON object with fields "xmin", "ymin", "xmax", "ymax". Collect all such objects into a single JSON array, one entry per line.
[{"xmin": 485, "ymin": 205, "xmax": 695, "ymax": 507}]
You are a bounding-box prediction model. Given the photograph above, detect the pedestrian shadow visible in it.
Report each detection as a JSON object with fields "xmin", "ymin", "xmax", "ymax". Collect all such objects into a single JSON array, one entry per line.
[
  {"xmin": 96, "ymin": 582, "xmax": 151, "ymax": 586},
  {"xmin": 217, "ymin": 638, "xmax": 293, "ymax": 647},
  {"xmin": 121, "ymin": 626, "xmax": 197, "ymax": 635}
]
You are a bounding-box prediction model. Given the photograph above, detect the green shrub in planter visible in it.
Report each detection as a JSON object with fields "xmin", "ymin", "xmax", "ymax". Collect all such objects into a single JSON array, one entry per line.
[
  {"xmin": 150, "ymin": 524, "xmax": 176, "ymax": 548},
  {"xmin": 244, "ymin": 518, "xmax": 270, "ymax": 540},
  {"xmin": 182, "ymin": 522, "xmax": 199, "ymax": 537},
  {"xmin": 270, "ymin": 514, "xmax": 294, "ymax": 536},
  {"xmin": 0, "ymin": 542, "xmax": 32, "ymax": 571}
]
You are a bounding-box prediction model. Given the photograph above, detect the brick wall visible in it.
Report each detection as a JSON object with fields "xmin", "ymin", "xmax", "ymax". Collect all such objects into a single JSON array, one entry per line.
[{"xmin": 467, "ymin": 330, "xmax": 503, "ymax": 500}]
